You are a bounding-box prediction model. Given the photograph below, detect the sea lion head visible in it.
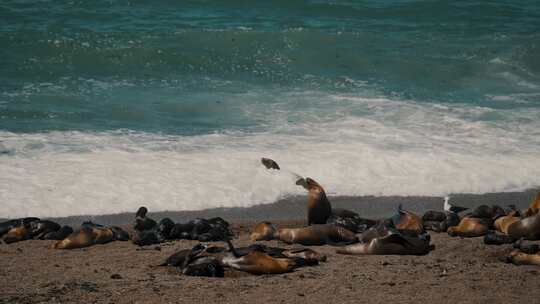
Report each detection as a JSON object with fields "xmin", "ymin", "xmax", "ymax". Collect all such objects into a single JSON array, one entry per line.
[
  {"xmin": 250, "ymin": 222, "xmax": 278, "ymax": 241},
  {"xmin": 135, "ymin": 206, "xmax": 148, "ymax": 218},
  {"xmin": 305, "ymin": 178, "xmax": 323, "ymax": 192}
]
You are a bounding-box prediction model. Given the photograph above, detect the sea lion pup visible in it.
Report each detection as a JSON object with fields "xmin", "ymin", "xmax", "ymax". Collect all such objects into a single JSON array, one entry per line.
[
  {"xmin": 221, "ymin": 240, "xmax": 297, "ymax": 275},
  {"xmin": 390, "ymin": 205, "xmax": 424, "ymax": 235},
  {"xmin": 506, "ymin": 212, "xmax": 540, "ymax": 240},
  {"xmin": 250, "ymin": 222, "xmax": 357, "ymax": 245},
  {"xmin": 447, "ymin": 217, "xmax": 489, "ymax": 237},
  {"xmin": 483, "ymin": 231, "xmax": 516, "ymax": 245},
  {"xmin": 505, "ymin": 250, "xmax": 540, "ymax": 266},
  {"xmin": 30, "ymin": 220, "xmax": 61, "ymax": 239},
  {"xmin": 523, "ymin": 192, "xmax": 540, "ymax": 217},
  {"xmin": 304, "ymin": 177, "xmax": 332, "ymax": 225},
  {"xmin": 336, "ymin": 231, "xmax": 432, "ymax": 256}
]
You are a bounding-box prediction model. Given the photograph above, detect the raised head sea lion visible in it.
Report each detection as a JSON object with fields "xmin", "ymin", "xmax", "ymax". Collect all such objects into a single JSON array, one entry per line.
[
  {"xmin": 447, "ymin": 217, "xmax": 489, "ymax": 237},
  {"xmin": 390, "ymin": 205, "xmax": 424, "ymax": 234},
  {"xmin": 304, "ymin": 178, "xmax": 332, "ymax": 225},
  {"xmin": 134, "ymin": 207, "xmax": 157, "ymax": 231},
  {"xmin": 336, "ymin": 232, "xmax": 432, "ymax": 256}
]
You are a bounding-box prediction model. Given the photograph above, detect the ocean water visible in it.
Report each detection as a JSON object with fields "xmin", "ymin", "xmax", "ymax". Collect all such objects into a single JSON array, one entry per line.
[{"xmin": 1, "ymin": 0, "xmax": 540, "ymax": 218}]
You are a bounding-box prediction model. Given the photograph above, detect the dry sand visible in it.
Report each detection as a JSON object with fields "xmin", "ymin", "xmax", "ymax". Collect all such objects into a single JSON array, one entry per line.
[{"xmin": 1, "ymin": 219, "xmax": 539, "ymax": 304}]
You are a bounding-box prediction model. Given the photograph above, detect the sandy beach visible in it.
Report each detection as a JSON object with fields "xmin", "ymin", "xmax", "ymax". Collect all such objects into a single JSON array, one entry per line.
[{"xmin": 1, "ymin": 191, "xmax": 540, "ymax": 304}]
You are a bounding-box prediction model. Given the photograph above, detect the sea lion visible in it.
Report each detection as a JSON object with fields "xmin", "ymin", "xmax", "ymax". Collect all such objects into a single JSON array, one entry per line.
[
  {"xmin": 30, "ymin": 220, "xmax": 61, "ymax": 239},
  {"xmin": 494, "ymin": 214, "xmax": 521, "ymax": 234},
  {"xmin": 134, "ymin": 207, "xmax": 157, "ymax": 231},
  {"xmin": 304, "ymin": 178, "xmax": 332, "ymax": 225},
  {"xmin": 336, "ymin": 232, "xmax": 432, "ymax": 256},
  {"xmin": 327, "ymin": 209, "xmax": 377, "ymax": 233},
  {"xmin": 3, "ymin": 224, "xmax": 32, "ymax": 244},
  {"xmin": 0, "ymin": 217, "xmax": 40, "ymax": 239},
  {"xmin": 42, "ymin": 225, "xmax": 74, "ymax": 240},
  {"xmin": 156, "ymin": 218, "xmax": 175, "ymax": 239},
  {"xmin": 505, "ymin": 250, "xmax": 540, "ymax": 266},
  {"xmin": 250, "ymin": 222, "xmax": 357, "ymax": 245},
  {"xmin": 54, "ymin": 225, "xmax": 127, "ymax": 249},
  {"xmin": 250, "ymin": 221, "xmax": 278, "ymax": 241},
  {"xmin": 506, "ymin": 213, "xmax": 540, "ymax": 240},
  {"xmin": 447, "ymin": 217, "xmax": 489, "ymax": 237},
  {"xmin": 390, "ymin": 205, "xmax": 424, "ymax": 234},
  {"xmin": 523, "ymin": 192, "xmax": 540, "ymax": 217},
  {"xmin": 422, "ymin": 210, "xmax": 447, "ymax": 222},
  {"xmin": 220, "ymin": 240, "xmax": 297, "ymax": 275},
  {"xmin": 483, "ymin": 231, "xmax": 516, "ymax": 245}
]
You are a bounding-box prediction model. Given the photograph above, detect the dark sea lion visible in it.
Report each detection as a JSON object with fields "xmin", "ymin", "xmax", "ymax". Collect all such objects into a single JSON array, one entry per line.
[
  {"xmin": 304, "ymin": 178, "xmax": 332, "ymax": 225},
  {"xmin": 134, "ymin": 206, "xmax": 157, "ymax": 231},
  {"xmin": 513, "ymin": 240, "xmax": 540, "ymax": 254},
  {"xmin": 468, "ymin": 205, "xmax": 494, "ymax": 219},
  {"xmin": 157, "ymin": 218, "xmax": 175, "ymax": 239},
  {"xmin": 169, "ymin": 222, "xmax": 195, "ymax": 239},
  {"xmin": 505, "ymin": 250, "xmax": 540, "ymax": 266},
  {"xmin": 30, "ymin": 220, "xmax": 61, "ymax": 239},
  {"xmin": 483, "ymin": 231, "xmax": 516, "ymax": 245},
  {"xmin": 132, "ymin": 230, "xmax": 160, "ymax": 246},
  {"xmin": 327, "ymin": 209, "xmax": 377, "ymax": 233},
  {"xmin": 506, "ymin": 213, "xmax": 540, "ymax": 240},
  {"xmin": 447, "ymin": 217, "xmax": 489, "ymax": 237},
  {"xmin": 261, "ymin": 158, "xmax": 280, "ymax": 170},
  {"xmin": 110, "ymin": 226, "xmax": 130, "ymax": 241},
  {"xmin": 182, "ymin": 256, "xmax": 224, "ymax": 277},
  {"xmin": 523, "ymin": 192, "xmax": 540, "ymax": 217},
  {"xmin": 336, "ymin": 232, "xmax": 432, "ymax": 256},
  {"xmin": 422, "ymin": 210, "xmax": 447, "ymax": 222},
  {"xmin": 390, "ymin": 205, "xmax": 424, "ymax": 234},
  {"xmin": 43, "ymin": 225, "xmax": 74, "ymax": 240}
]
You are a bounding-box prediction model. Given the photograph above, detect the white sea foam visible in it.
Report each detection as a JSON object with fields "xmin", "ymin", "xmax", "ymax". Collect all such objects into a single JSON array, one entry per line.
[{"xmin": 1, "ymin": 96, "xmax": 540, "ymax": 218}]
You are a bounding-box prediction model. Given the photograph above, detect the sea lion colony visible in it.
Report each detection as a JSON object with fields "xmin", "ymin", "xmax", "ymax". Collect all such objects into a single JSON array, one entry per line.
[{"xmin": 1, "ymin": 158, "xmax": 540, "ymax": 276}]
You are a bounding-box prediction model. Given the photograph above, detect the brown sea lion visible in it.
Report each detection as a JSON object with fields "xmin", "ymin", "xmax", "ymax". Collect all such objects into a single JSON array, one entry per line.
[
  {"xmin": 506, "ymin": 213, "xmax": 540, "ymax": 240},
  {"xmin": 494, "ymin": 214, "xmax": 521, "ymax": 234},
  {"xmin": 336, "ymin": 232, "xmax": 432, "ymax": 255},
  {"xmin": 447, "ymin": 217, "xmax": 489, "ymax": 237},
  {"xmin": 221, "ymin": 250, "xmax": 296, "ymax": 275},
  {"xmin": 261, "ymin": 158, "xmax": 280, "ymax": 170},
  {"xmin": 523, "ymin": 192, "xmax": 540, "ymax": 217},
  {"xmin": 391, "ymin": 205, "xmax": 424, "ymax": 234},
  {"xmin": 304, "ymin": 178, "xmax": 332, "ymax": 225},
  {"xmin": 250, "ymin": 222, "xmax": 357, "ymax": 246},
  {"xmin": 54, "ymin": 226, "xmax": 120, "ymax": 249},
  {"xmin": 250, "ymin": 221, "xmax": 278, "ymax": 241},
  {"xmin": 3, "ymin": 224, "xmax": 32, "ymax": 244},
  {"xmin": 505, "ymin": 250, "xmax": 540, "ymax": 266}
]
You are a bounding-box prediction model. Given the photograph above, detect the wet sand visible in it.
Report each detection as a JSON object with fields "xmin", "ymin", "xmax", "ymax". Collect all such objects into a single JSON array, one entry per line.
[{"xmin": 1, "ymin": 190, "xmax": 539, "ymax": 303}]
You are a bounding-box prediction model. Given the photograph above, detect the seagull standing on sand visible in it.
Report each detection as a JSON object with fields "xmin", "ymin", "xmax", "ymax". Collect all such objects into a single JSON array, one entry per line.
[{"xmin": 443, "ymin": 196, "xmax": 468, "ymax": 214}]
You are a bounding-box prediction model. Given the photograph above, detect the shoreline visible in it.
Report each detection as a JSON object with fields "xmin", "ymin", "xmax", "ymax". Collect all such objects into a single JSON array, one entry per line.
[{"xmin": 2, "ymin": 189, "xmax": 538, "ymax": 226}]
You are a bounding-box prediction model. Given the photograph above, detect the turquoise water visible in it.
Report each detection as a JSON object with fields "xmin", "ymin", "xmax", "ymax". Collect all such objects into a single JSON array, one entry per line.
[{"xmin": 1, "ymin": 1, "xmax": 540, "ymax": 217}]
